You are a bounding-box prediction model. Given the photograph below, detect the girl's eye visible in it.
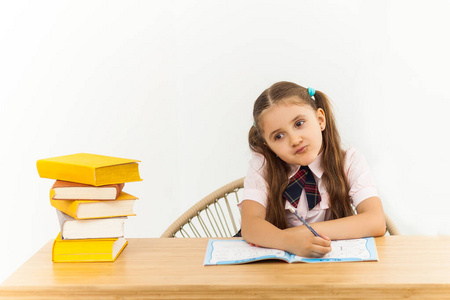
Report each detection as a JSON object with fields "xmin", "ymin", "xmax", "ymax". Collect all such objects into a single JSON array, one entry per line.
[
  {"xmin": 295, "ymin": 121, "xmax": 304, "ymax": 128},
  {"xmin": 274, "ymin": 133, "xmax": 285, "ymax": 141}
]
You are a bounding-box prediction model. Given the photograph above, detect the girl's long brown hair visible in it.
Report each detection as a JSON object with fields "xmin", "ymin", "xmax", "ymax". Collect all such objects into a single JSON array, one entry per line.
[{"xmin": 249, "ymin": 81, "xmax": 354, "ymax": 229}]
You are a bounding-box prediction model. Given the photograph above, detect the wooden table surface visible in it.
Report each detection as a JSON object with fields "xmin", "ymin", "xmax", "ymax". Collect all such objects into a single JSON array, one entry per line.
[{"xmin": 1, "ymin": 236, "xmax": 450, "ymax": 299}]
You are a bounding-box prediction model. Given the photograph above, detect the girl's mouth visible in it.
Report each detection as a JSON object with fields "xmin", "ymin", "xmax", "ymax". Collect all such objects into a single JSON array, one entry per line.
[{"xmin": 296, "ymin": 146, "xmax": 307, "ymax": 154}]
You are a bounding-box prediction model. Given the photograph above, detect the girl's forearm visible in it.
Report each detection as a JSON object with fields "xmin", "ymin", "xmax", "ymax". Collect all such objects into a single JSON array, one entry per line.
[
  {"xmin": 311, "ymin": 211, "xmax": 386, "ymax": 240},
  {"xmin": 241, "ymin": 214, "xmax": 291, "ymax": 250},
  {"xmin": 311, "ymin": 197, "xmax": 386, "ymax": 239}
]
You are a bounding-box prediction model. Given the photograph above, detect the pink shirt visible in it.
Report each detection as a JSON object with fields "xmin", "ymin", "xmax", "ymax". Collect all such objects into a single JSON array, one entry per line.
[{"xmin": 240, "ymin": 147, "xmax": 378, "ymax": 227}]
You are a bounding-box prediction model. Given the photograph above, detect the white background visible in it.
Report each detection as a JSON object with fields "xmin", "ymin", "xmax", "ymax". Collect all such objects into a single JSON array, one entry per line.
[{"xmin": 1, "ymin": 0, "xmax": 449, "ymax": 283}]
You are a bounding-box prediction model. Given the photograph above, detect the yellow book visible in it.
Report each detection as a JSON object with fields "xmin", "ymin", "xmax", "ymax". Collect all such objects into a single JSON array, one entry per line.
[
  {"xmin": 50, "ymin": 191, "xmax": 138, "ymax": 219},
  {"xmin": 52, "ymin": 233, "xmax": 128, "ymax": 262},
  {"xmin": 36, "ymin": 153, "xmax": 142, "ymax": 186}
]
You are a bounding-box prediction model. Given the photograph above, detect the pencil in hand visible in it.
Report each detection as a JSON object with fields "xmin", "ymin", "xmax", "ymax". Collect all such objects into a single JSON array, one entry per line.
[{"xmin": 287, "ymin": 205, "xmax": 322, "ymax": 238}]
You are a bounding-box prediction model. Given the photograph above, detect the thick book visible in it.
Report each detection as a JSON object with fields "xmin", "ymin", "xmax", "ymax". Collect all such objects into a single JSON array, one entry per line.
[
  {"xmin": 50, "ymin": 191, "xmax": 137, "ymax": 219},
  {"xmin": 51, "ymin": 180, "xmax": 125, "ymax": 200},
  {"xmin": 203, "ymin": 238, "xmax": 378, "ymax": 265},
  {"xmin": 36, "ymin": 153, "xmax": 142, "ymax": 186},
  {"xmin": 56, "ymin": 210, "xmax": 127, "ymax": 240},
  {"xmin": 52, "ymin": 233, "xmax": 128, "ymax": 262}
]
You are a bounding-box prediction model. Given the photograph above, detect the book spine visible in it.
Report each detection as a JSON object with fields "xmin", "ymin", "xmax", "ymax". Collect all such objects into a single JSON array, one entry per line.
[
  {"xmin": 116, "ymin": 183, "xmax": 125, "ymax": 198},
  {"xmin": 50, "ymin": 190, "xmax": 80, "ymax": 219}
]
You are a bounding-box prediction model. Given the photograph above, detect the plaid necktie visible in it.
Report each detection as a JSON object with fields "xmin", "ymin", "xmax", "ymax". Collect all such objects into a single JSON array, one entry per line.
[{"xmin": 283, "ymin": 166, "xmax": 321, "ymax": 210}]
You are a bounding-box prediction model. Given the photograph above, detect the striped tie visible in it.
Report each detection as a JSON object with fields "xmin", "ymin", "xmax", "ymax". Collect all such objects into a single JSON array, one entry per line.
[{"xmin": 283, "ymin": 166, "xmax": 321, "ymax": 210}]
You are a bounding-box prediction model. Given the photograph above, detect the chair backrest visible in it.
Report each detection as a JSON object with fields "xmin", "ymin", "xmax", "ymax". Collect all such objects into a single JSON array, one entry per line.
[
  {"xmin": 385, "ymin": 213, "xmax": 400, "ymax": 235},
  {"xmin": 161, "ymin": 177, "xmax": 400, "ymax": 238},
  {"xmin": 160, "ymin": 178, "xmax": 244, "ymax": 238}
]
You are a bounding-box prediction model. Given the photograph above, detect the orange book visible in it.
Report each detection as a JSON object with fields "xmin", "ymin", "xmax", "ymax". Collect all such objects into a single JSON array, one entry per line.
[
  {"xmin": 36, "ymin": 153, "xmax": 142, "ymax": 186},
  {"xmin": 50, "ymin": 191, "xmax": 137, "ymax": 219},
  {"xmin": 51, "ymin": 180, "xmax": 125, "ymax": 200}
]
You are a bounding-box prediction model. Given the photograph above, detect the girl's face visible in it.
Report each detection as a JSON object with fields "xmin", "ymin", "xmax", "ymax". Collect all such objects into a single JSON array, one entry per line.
[{"xmin": 259, "ymin": 98, "xmax": 326, "ymax": 166}]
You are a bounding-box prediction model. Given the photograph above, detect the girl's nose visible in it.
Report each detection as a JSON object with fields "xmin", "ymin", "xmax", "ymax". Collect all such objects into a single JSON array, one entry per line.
[{"xmin": 290, "ymin": 134, "xmax": 302, "ymax": 147}]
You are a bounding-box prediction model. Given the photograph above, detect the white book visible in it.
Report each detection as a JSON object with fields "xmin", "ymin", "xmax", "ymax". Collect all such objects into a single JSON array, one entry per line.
[{"xmin": 56, "ymin": 209, "xmax": 127, "ymax": 240}]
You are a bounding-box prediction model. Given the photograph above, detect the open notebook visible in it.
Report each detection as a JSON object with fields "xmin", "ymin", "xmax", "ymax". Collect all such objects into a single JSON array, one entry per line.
[{"xmin": 204, "ymin": 237, "xmax": 378, "ymax": 265}]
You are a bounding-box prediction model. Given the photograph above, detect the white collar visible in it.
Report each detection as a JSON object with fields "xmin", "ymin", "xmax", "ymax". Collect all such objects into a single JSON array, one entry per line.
[{"xmin": 288, "ymin": 152, "xmax": 324, "ymax": 179}]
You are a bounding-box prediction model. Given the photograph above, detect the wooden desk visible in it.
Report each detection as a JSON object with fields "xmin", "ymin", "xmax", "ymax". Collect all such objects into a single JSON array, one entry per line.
[{"xmin": 1, "ymin": 236, "xmax": 450, "ymax": 299}]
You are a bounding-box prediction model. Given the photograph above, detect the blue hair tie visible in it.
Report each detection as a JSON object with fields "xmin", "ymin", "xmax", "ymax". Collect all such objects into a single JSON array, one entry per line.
[{"xmin": 308, "ymin": 87, "xmax": 316, "ymax": 97}]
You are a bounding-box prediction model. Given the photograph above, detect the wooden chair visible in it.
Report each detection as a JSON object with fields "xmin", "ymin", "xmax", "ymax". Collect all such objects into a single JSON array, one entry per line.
[{"xmin": 160, "ymin": 177, "xmax": 400, "ymax": 238}]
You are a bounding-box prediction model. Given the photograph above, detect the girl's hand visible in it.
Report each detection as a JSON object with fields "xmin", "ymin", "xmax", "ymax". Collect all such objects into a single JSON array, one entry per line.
[{"xmin": 284, "ymin": 226, "xmax": 332, "ymax": 258}]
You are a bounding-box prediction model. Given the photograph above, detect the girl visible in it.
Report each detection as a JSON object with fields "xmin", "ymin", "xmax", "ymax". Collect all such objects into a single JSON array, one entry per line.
[{"xmin": 240, "ymin": 81, "xmax": 386, "ymax": 258}]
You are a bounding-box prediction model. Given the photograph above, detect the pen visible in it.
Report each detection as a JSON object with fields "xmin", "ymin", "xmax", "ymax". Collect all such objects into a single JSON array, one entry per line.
[{"xmin": 287, "ymin": 205, "xmax": 322, "ymax": 238}]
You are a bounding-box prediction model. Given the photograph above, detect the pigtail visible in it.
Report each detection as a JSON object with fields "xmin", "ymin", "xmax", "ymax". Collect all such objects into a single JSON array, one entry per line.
[
  {"xmin": 314, "ymin": 91, "xmax": 354, "ymax": 219},
  {"xmin": 248, "ymin": 125, "xmax": 290, "ymax": 229}
]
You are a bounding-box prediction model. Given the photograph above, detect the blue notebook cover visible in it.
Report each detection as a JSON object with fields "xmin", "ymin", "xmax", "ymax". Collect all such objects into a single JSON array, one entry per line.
[{"xmin": 204, "ymin": 237, "xmax": 378, "ymax": 265}]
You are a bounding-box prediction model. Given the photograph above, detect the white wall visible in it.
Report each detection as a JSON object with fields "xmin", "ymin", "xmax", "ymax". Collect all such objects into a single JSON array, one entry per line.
[{"xmin": 1, "ymin": 0, "xmax": 449, "ymax": 283}]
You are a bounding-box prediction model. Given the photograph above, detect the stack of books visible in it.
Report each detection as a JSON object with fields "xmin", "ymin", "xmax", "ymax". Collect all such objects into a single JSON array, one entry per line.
[{"xmin": 36, "ymin": 153, "xmax": 142, "ymax": 262}]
